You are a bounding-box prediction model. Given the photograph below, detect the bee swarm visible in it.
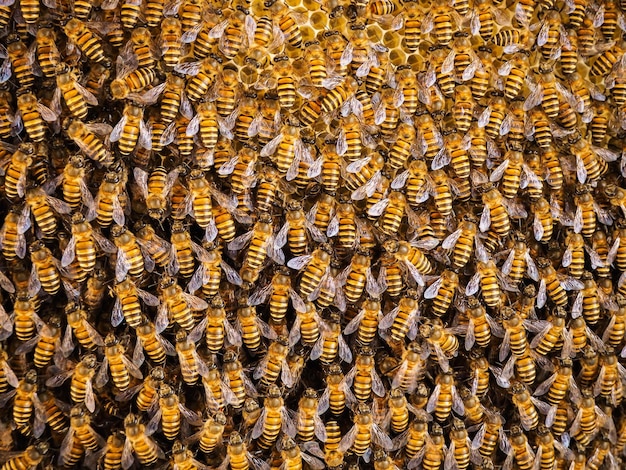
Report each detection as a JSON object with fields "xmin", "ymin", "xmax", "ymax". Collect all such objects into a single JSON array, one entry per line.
[{"xmin": 0, "ymin": 0, "xmax": 626, "ymax": 469}]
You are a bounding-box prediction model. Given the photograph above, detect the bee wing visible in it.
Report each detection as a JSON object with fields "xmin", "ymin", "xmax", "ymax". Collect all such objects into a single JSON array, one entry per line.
[
  {"xmin": 250, "ymin": 407, "xmax": 268, "ymax": 439},
  {"xmin": 340, "ymin": 41, "xmax": 354, "ymax": 67},
  {"xmin": 59, "ymin": 428, "xmax": 77, "ymax": 466},
  {"xmin": 61, "ymin": 235, "xmax": 77, "ymax": 268},
  {"xmin": 84, "ymin": 378, "xmax": 96, "ymax": 413},
  {"xmin": 287, "ymin": 254, "xmax": 312, "ymax": 270},
  {"xmin": 424, "ymin": 277, "xmax": 444, "ymax": 300},
  {"xmin": 379, "ymin": 306, "xmax": 399, "ymax": 330},
  {"xmin": 478, "ymin": 206, "xmax": 493, "ymax": 234},
  {"xmin": 524, "ymin": 84, "xmax": 544, "ymax": 111},
  {"xmin": 465, "ymin": 272, "xmax": 481, "ymax": 296},
  {"xmin": 121, "ymin": 437, "xmax": 134, "ymax": 470},
  {"xmin": 371, "ymin": 368, "xmax": 385, "ymax": 396},
  {"xmin": 442, "ymin": 228, "xmax": 462, "ymax": 250},
  {"xmin": 338, "ymin": 424, "xmax": 358, "ymax": 453},
  {"xmin": 344, "ymin": 309, "xmax": 365, "ymax": 335},
  {"xmin": 334, "ymin": 333, "xmax": 351, "ymax": 363},
  {"xmin": 45, "ymin": 195, "xmax": 72, "ymax": 215},
  {"xmin": 228, "ymin": 230, "xmax": 254, "ymax": 251},
  {"xmin": 534, "ymin": 372, "xmax": 557, "ymax": 396},
  {"xmin": 533, "ymin": 212, "xmax": 545, "ymax": 242},
  {"xmin": 110, "ymin": 116, "xmax": 127, "ymax": 143},
  {"xmin": 372, "ymin": 423, "xmax": 393, "ymax": 450},
  {"xmin": 260, "ymin": 133, "xmax": 283, "ymax": 157},
  {"xmin": 489, "ymin": 159, "xmax": 510, "ymax": 182},
  {"xmin": 73, "ymin": 80, "xmax": 99, "ymax": 106},
  {"xmin": 274, "ymin": 221, "xmax": 289, "ymax": 250},
  {"xmin": 181, "ymin": 22, "xmax": 204, "ymax": 44},
  {"xmin": 37, "ymin": 102, "xmax": 59, "ymax": 122},
  {"xmin": 431, "ymin": 148, "xmax": 451, "ymax": 171},
  {"xmin": 280, "ymin": 406, "xmax": 297, "ymax": 437},
  {"xmin": 478, "ymin": 106, "xmax": 492, "ymax": 128},
  {"xmin": 536, "ymin": 21, "xmax": 550, "ymax": 46},
  {"xmin": 442, "ymin": 49, "xmax": 456, "ymax": 75},
  {"xmin": 181, "ymin": 292, "xmax": 209, "ymax": 311},
  {"xmin": 94, "ymin": 356, "xmax": 110, "ymax": 389},
  {"xmin": 138, "ymin": 119, "xmax": 152, "ymax": 150},
  {"xmin": 115, "ymin": 248, "xmax": 131, "ymax": 282},
  {"xmin": 224, "ymin": 319, "xmax": 242, "ymax": 347}
]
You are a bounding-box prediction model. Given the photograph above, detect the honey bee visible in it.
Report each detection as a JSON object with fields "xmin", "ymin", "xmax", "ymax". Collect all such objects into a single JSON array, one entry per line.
[
  {"xmin": 59, "ymin": 405, "xmax": 103, "ymax": 466},
  {"xmin": 253, "ymin": 336, "xmax": 294, "ymax": 388},
  {"xmin": 421, "ymin": 3, "xmax": 461, "ymax": 45},
  {"xmin": 168, "ymin": 440, "xmax": 210, "ymax": 470},
  {"xmin": 190, "ymin": 411, "xmax": 227, "ymax": 454},
  {"xmin": 133, "ymin": 316, "xmax": 175, "ymax": 366},
  {"xmin": 604, "ymin": 294, "xmax": 626, "ymax": 347},
  {"xmin": 110, "ymin": 224, "xmax": 145, "ymax": 281},
  {"xmin": 203, "ymin": 294, "xmax": 242, "ymax": 352},
  {"xmin": 222, "ymin": 349, "xmax": 258, "ymax": 410},
  {"xmin": 174, "ymin": 327, "xmax": 208, "ymax": 386},
  {"xmin": 62, "ymin": 301, "xmax": 104, "ymax": 356},
  {"xmin": 148, "ymin": 384, "xmax": 200, "ymax": 441},
  {"xmin": 339, "ymin": 248, "xmax": 381, "ymax": 303},
  {"xmin": 536, "ymin": 256, "xmax": 584, "ymax": 308},
  {"xmin": 63, "ymin": 18, "xmax": 109, "ymax": 64},
  {"xmin": 2, "ymin": 36, "xmax": 35, "ymax": 89},
  {"xmin": 344, "ymin": 346, "xmax": 385, "ymax": 403},
  {"xmin": 593, "ymin": 348, "xmax": 625, "ymax": 406},
  {"xmin": 511, "ymin": 381, "xmax": 555, "ymax": 431},
  {"xmin": 505, "ymin": 425, "xmax": 536, "ymax": 470},
  {"xmin": 479, "ymin": 184, "xmax": 518, "ymax": 237},
  {"xmin": 52, "ymin": 64, "xmax": 98, "ymax": 121},
  {"xmin": 318, "ymin": 363, "xmax": 354, "ymax": 416},
  {"xmin": 45, "ymin": 354, "xmax": 97, "ymax": 413},
  {"xmin": 116, "ymin": 366, "xmax": 163, "ymax": 413},
  {"xmin": 251, "ymin": 383, "xmax": 296, "ymax": 449},
  {"xmin": 230, "ymin": 212, "xmax": 283, "ymax": 284},
  {"xmin": 311, "ymin": 313, "xmax": 353, "ymax": 365},
  {"xmin": 344, "ymin": 297, "xmax": 382, "ymax": 345},
  {"xmin": 275, "ymin": 199, "xmax": 326, "ymax": 257},
  {"xmin": 0, "ymin": 369, "xmax": 44, "ymax": 437},
  {"xmin": 468, "ymin": 408, "xmax": 506, "ymax": 461},
  {"xmin": 34, "ymin": 26, "xmax": 61, "ymax": 78},
  {"xmin": 0, "ymin": 346, "xmax": 18, "ymax": 395},
  {"xmin": 379, "ymin": 289, "xmax": 420, "ymax": 343},
  {"xmin": 62, "ymin": 213, "xmax": 115, "ymax": 274},
  {"xmin": 294, "ymin": 388, "xmax": 327, "ymax": 442},
  {"xmin": 382, "ymin": 239, "xmax": 433, "ymax": 287},
  {"xmin": 0, "ymin": 207, "xmax": 29, "ymax": 261},
  {"xmin": 0, "ymin": 442, "xmax": 48, "ymax": 470},
  {"xmin": 156, "ymin": 275, "xmax": 208, "ymax": 332},
  {"xmin": 16, "ymin": 89, "xmax": 58, "ymax": 142},
  {"xmin": 339, "ymin": 403, "xmax": 393, "ymax": 457},
  {"xmin": 288, "ymin": 301, "xmax": 321, "ymax": 348},
  {"xmin": 209, "ymin": 7, "xmax": 256, "ymax": 59},
  {"xmin": 65, "ymin": 120, "xmax": 113, "ymax": 167},
  {"xmin": 28, "ymin": 241, "xmax": 62, "ymax": 296},
  {"xmin": 167, "ymin": 221, "xmax": 200, "ymax": 278},
  {"xmin": 95, "ymin": 333, "xmax": 143, "ymax": 393},
  {"xmin": 94, "ymin": 171, "xmax": 126, "ymax": 228},
  {"xmin": 420, "ymin": 320, "xmax": 460, "ymax": 372},
  {"xmin": 122, "ymin": 413, "xmax": 164, "ymax": 468},
  {"xmin": 569, "ymin": 389, "xmax": 610, "ymax": 447},
  {"xmin": 224, "ymin": 431, "xmax": 268, "ymax": 470},
  {"xmin": 110, "ymin": 103, "xmax": 151, "ymax": 156},
  {"xmin": 288, "ymin": 243, "xmax": 333, "ymax": 301},
  {"xmin": 134, "ymin": 222, "xmax": 172, "ymax": 270}
]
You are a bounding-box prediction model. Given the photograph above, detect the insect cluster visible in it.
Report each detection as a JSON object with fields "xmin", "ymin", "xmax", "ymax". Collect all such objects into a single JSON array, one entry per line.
[{"xmin": 2, "ymin": 0, "xmax": 626, "ymax": 468}]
